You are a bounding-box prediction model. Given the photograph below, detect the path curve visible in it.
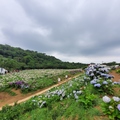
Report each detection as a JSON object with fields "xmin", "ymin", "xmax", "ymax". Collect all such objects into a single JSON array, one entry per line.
[{"xmin": 0, "ymin": 74, "xmax": 81, "ymax": 110}]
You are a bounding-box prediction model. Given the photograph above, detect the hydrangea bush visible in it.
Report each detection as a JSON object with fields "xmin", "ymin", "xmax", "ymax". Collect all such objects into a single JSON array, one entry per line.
[
  {"xmin": 84, "ymin": 64, "xmax": 115, "ymax": 95},
  {"xmin": 102, "ymin": 96, "xmax": 120, "ymax": 120}
]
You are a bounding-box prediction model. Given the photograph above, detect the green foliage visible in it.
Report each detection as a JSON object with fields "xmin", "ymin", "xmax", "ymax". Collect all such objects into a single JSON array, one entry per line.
[
  {"xmin": 96, "ymin": 79, "xmax": 114, "ymax": 95},
  {"xmin": 103, "ymin": 61, "xmax": 118, "ymax": 66},
  {"xmin": 0, "ymin": 87, "xmax": 16, "ymax": 96},
  {"xmin": 116, "ymin": 69, "xmax": 120, "ymax": 74},
  {"xmin": 4, "ymin": 89, "xmax": 17, "ymax": 96},
  {"xmin": 101, "ymin": 96, "xmax": 120, "ymax": 120},
  {"xmin": 0, "ymin": 101, "xmax": 38, "ymax": 120},
  {"xmin": 0, "ymin": 44, "xmax": 87, "ymax": 70},
  {"xmin": 17, "ymin": 99, "xmax": 101, "ymax": 120},
  {"xmin": 78, "ymin": 85, "xmax": 97, "ymax": 108}
]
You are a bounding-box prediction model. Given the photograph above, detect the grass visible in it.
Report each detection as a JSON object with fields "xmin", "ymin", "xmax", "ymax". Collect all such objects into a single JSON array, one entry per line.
[
  {"xmin": 0, "ymin": 87, "xmax": 17, "ymax": 96},
  {"xmin": 18, "ymin": 99, "xmax": 102, "ymax": 120}
]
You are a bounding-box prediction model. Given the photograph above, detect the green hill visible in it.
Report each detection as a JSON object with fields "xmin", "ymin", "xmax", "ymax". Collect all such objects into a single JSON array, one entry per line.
[{"xmin": 0, "ymin": 44, "xmax": 87, "ymax": 70}]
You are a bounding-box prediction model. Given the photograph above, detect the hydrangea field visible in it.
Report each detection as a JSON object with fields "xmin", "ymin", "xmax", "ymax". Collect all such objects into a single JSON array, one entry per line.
[
  {"xmin": 0, "ymin": 69, "xmax": 69, "ymax": 87},
  {"xmin": 0, "ymin": 65, "xmax": 120, "ymax": 120},
  {"xmin": 0, "ymin": 69, "xmax": 81, "ymax": 93}
]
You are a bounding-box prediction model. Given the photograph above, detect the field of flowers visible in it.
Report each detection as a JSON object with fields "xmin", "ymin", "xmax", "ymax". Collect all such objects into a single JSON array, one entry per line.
[
  {"xmin": 0, "ymin": 69, "xmax": 82, "ymax": 94},
  {"xmin": 0, "ymin": 65, "xmax": 120, "ymax": 120}
]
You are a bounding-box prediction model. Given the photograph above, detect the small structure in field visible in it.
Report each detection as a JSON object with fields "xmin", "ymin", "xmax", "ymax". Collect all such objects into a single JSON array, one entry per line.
[
  {"xmin": 58, "ymin": 78, "xmax": 61, "ymax": 82},
  {"xmin": 0, "ymin": 67, "xmax": 8, "ymax": 75}
]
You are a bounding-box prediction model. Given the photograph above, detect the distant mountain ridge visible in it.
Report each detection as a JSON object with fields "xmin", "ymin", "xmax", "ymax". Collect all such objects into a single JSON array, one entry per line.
[{"xmin": 0, "ymin": 44, "xmax": 87, "ymax": 70}]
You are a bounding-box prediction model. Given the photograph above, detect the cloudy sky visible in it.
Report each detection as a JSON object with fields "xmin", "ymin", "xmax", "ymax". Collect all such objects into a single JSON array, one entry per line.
[{"xmin": 0, "ymin": 0, "xmax": 120, "ymax": 63}]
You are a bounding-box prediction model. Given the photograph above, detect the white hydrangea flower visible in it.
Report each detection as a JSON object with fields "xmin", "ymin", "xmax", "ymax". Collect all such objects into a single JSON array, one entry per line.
[
  {"xmin": 76, "ymin": 90, "xmax": 82, "ymax": 94},
  {"xmin": 109, "ymin": 106, "xmax": 113, "ymax": 109},
  {"xmin": 62, "ymin": 92, "xmax": 66, "ymax": 97},
  {"xmin": 40, "ymin": 101, "xmax": 46, "ymax": 108},
  {"xmin": 67, "ymin": 95, "xmax": 70, "ymax": 98},
  {"xmin": 108, "ymin": 80, "xmax": 112, "ymax": 82},
  {"xmin": 112, "ymin": 96, "xmax": 120, "ymax": 102},
  {"xmin": 103, "ymin": 96, "xmax": 111, "ymax": 103},
  {"xmin": 96, "ymin": 79, "xmax": 100, "ymax": 82},
  {"xmin": 73, "ymin": 90, "xmax": 76, "ymax": 94},
  {"xmin": 74, "ymin": 94, "xmax": 79, "ymax": 99}
]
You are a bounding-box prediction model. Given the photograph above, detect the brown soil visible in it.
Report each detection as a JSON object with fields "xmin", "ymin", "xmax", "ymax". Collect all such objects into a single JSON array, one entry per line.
[
  {"xmin": 0, "ymin": 74, "xmax": 81, "ymax": 110},
  {"xmin": 110, "ymin": 70, "xmax": 120, "ymax": 97},
  {"xmin": 110, "ymin": 70, "xmax": 120, "ymax": 82}
]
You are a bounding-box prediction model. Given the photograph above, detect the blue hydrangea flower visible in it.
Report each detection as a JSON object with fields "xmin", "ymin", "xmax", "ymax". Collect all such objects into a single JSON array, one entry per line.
[
  {"xmin": 113, "ymin": 96, "xmax": 120, "ymax": 102},
  {"xmin": 94, "ymin": 83, "xmax": 101, "ymax": 87},
  {"xmin": 103, "ymin": 96, "xmax": 111, "ymax": 103},
  {"xmin": 90, "ymin": 80, "xmax": 96, "ymax": 84},
  {"xmin": 103, "ymin": 81, "xmax": 108, "ymax": 84},
  {"xmin": 117, "ymin": 104, "xmax": 120, "ymax": 111}
]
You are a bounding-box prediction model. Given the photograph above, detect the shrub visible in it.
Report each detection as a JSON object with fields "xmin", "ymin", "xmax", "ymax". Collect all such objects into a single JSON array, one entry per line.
[{"xmin": 101, "ymin": 96, "xmax": 120, "ymax": 120}]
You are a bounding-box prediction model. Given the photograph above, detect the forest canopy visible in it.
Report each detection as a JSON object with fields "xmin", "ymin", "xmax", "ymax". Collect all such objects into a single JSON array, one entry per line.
[{"xmin": 0, "ymin": 44, "xmax": 87, "ymax": 70}]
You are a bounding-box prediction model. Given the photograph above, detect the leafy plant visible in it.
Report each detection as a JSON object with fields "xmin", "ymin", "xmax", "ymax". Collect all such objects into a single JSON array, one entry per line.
[
  {"xmin": 116, "ymin": 69, "xmax": 120, "ymax": 74},
  {"xmin": 78, "ymin": 85, "xmax": 97, "ymax": 108},
  {"xmin": 90, "ymin": 78, "xmax": 114, "ymax": 95},
  {"xmin": 101, "ymin": 96, "xmax": 120, "ymax": 120}
]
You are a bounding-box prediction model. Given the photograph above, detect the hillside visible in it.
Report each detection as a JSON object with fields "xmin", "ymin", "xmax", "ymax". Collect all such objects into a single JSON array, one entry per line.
[{"xmin": 0, "ymin": 44, "xmax": 87, "ymax": 70}]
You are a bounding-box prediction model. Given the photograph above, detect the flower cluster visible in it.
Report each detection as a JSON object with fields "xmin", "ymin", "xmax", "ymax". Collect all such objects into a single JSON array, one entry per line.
[
  {"xmin": 102, "ymin": 96, "xmax": 111, "ymax": 103},
  {"xmin": 31, "ymin": 75, "xmax": 87, "ymax": 108},
  {"xmin": 112, "ymin": 81, "xmax": 120, "ymax": 85},
  {"xmin": 102, "ymin": 95, "xmax": 120, "ymax": 119},
  {"xmin": 85, "ymin": 64, "xmax": 114, "ymax": 94},
  {"xmin": 9, "ymin": 80, "xmax": 29, "ymax": 89},
  {"xmin": 85, "ymin": 63, "xmax": 114, "ymax": 80}
]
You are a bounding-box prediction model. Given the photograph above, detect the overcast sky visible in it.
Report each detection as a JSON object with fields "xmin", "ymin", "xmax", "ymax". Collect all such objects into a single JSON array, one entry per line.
[{"xmin": 0, "ymin": 0, "xmax": 120, "ymax": 63}]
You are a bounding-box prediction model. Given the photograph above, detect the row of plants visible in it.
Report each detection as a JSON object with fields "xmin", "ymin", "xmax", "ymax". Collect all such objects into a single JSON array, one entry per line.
[
  {"xmin": 0, "ymin": 64, "xmax": 120, "ymax": 119},
  {"xmin": 0, "ymin": 69, "xmax": 82, "ymax": 94},
  {"xmin": 0, "ymin": 69, "xmax": 68, "ymax": 86}
]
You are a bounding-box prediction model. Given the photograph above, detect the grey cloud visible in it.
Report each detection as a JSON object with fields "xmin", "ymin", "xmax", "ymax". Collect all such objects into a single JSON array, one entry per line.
[
  {"xmin": 2, "ymin": 28, "xmax": 52, "ymax": 52},
  {"xmin": 1, "ymin": 0, "xmax": 120, "ymax": 63}
]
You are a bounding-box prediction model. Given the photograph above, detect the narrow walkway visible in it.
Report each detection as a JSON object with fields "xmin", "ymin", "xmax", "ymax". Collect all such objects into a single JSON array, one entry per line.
[{"xmin": 0, "ymin": 74, "xmax": 81, "ymax": 110}]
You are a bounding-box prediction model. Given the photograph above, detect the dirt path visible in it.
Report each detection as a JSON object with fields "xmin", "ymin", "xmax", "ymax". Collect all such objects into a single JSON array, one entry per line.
[
  {"xmin": 110, "ymin": 70, "xmax": 120, "ymax": 82},
  {"xmin": 0, "ymin": 74, "xmax": 81, "ymax": 110}
]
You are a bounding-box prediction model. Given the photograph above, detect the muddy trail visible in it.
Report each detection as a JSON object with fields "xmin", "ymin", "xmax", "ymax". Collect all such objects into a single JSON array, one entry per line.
[
  {"xmin": 0, "ymin": 70, "xmax": 120, "ymax": 110},
  {"xmin": 110, "ymin": 70, "xmax": 120, "ymax": 82},
  {"xmin": 0, "ymin": 74, "xmax": 81, "ymax": 110}
]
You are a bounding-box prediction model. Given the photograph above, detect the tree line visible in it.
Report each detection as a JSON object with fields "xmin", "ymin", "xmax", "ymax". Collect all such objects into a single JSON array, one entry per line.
[{"xmin": 0, "ymin": 44, "xmax": 88, "ymax": 71}]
